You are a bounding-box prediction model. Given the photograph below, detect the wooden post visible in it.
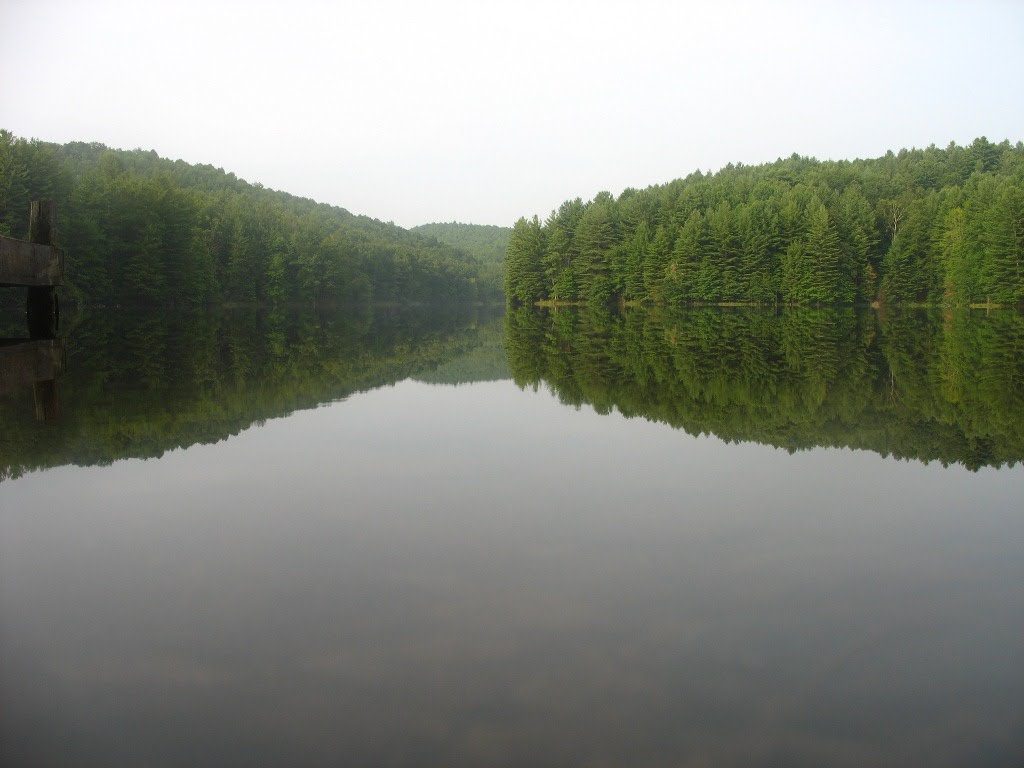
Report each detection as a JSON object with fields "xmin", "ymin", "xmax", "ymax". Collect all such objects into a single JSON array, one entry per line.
[
  {"xmin": 29, "ymin": 200, "xmax": 57, "ymax": 246},
  {"xmin": 26, "ymin": 200, "xmax": 60, "ymax": 338}
]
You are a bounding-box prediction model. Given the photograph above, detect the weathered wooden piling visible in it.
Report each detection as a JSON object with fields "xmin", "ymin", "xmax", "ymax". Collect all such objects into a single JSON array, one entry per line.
[
  {"xmin": 0, "ymin": 201, "xmax": 64, "ymax": 287},
  {"xmin": 27, "ymin": 200, "xmax": 61, "ymax": 338},
  {"xmin": 0, "ymin": 200, "xmax": 63, "ymax": 337}
]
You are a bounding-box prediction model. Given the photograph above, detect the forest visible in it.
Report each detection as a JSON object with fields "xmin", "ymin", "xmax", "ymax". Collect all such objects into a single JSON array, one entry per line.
[
  {"xmin": 506, "ymin": 305, "xmax": 1024, "ymax": 470},
  {"xmin": 505, "ymin": 138, "xmax": 1024, "ymax": 308},
  {"xmin": 410, "ymin": 221, "xmax": 510, "ymax": 265},
  {"xmin": 411, "ymin": 221, "xmax": 510, "ymax": 303},
  {"xmin": 0, "ymin": 130, "xmax": 502, "ymax": 307}
]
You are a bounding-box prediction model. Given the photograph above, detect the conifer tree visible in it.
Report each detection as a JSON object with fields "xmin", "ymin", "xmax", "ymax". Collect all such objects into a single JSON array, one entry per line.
[
  {"xmin": 664, "ymin": 211, "xmax": 705, "ymax": 304},
  {"xmin": 505, "ymin": 216, "xmax": 546, "ymax": 306},
  {"xmin": 574, "ymin": 196, "xmax": 617, "ymax": 302}
]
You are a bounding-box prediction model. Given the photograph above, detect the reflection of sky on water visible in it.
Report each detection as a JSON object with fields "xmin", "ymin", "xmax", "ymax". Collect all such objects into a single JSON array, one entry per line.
[{"xmin": 2, "ymin": 379, "xmax": 1023, "ymax": 767}]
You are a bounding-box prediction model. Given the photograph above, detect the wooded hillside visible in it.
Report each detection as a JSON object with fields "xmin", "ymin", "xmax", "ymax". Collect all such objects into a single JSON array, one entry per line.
[
  {"xmin": 505, "ymin": 138, "xmax": 1024, "ymax": 307},
  {"xmin": 0, "ymin": 131, "xmax": 501, "ymax": 306}
]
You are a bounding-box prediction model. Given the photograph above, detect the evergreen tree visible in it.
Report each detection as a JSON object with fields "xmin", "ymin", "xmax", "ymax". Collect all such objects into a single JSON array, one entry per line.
[
  {"xmin": 976, "ymin": 176, "xmax": 1024, "ymax": 304},
  {"xmin": 504, "ymin": 216, "xmax": 546, "ymax": 305},
  {"xmin": 664, "ymin": 211, "xmax": 705, "ymax": 304},
  {"xmin": 707, "ymin": 201, "xmax": 742, "ymax": 300},
  {"xmin": 802, "ymin": 203, "xmax": 845, "ymax": 303},
  {"xmin": 835, "ymin": 185, "xmax": 879, "ymax": 302},
  {"xmin": 620, "ymin": 220, "xmax": 650, "ymax": 302},
  {"xmin": 573, "ymin": 195, "xmax": 617, "ymax": 301},
  {"xmin": 643, "ymin": 223, "xmax": 675, "ymax": 302}
]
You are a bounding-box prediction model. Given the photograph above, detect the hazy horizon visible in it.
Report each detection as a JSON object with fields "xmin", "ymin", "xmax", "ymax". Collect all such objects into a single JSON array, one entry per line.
[{"xmin": 2, "ymin": 0, "xmax": 1022, "ymax": 229}]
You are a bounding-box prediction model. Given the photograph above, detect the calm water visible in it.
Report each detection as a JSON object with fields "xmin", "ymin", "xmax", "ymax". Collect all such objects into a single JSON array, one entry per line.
[{"xmin": 1, "ymin": 306, "xmax": 1022, "ymax": 767}]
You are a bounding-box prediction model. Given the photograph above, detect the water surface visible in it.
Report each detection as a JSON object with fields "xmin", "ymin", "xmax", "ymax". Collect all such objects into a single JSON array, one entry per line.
[{"xmin": 1, "ymin": 306, "xmax": 1022, "ymax": 767}]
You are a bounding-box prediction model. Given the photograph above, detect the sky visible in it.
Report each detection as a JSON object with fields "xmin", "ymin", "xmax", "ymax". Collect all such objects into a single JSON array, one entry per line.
[{"xmin": 2, "ymin": 0, "xmax": 1023, "ymax": 229}]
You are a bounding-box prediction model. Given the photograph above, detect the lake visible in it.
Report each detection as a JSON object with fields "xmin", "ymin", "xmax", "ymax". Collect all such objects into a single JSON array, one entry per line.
[{"xmin": 1, "ymin": 305, "xmax": 1022, "ymax": 767}]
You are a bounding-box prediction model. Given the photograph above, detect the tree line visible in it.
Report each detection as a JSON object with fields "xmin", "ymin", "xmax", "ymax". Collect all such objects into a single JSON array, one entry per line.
[
  {"xmin": 505, "ymin": 138, "xmax": 1024, "ymax": 307},
  {"xmin": 0, "ymin": 130, "xmax": 502, "ymax": 307}
]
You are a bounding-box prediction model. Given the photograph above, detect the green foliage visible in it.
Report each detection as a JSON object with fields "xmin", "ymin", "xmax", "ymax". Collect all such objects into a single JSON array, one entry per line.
[
  {"xmin": 504, "ymin": 216, "xmax": 546, "ymax": 306},
  {"xmin": 506, "ymin": 305, "xmax": 1024, "ymax": 470},
  {"xmin": 0, "ymin": 131, "xmax": 501, "ymax": 307},
  {"xmin": 410, "ymin": 221, "xmax": 510, "ymax": 301},
  {"xmin": 506, "ymin": 138, "xmax": 1024, "ymax": 307},
  {"xmin": 409, "ymin": 221, "xmax": 511, "ymax": 264},
  {"xmin": 573, "ymin": 194, "xmax": 617, "ymax": 301}
]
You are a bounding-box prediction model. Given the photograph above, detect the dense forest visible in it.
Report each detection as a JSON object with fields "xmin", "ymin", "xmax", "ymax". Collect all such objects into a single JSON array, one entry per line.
[
  {"xmin": 0, "ymin": 130, "xmax": 502, "ymax": 307},
  {"xmin": 0, "ymin": 306, "xmax": 503, "ymax": 480},
  {"xmin": 505, "ymin": 138, "xmax": 1024, "ymax": 308},
  {"xmin": 506, "ymin": 306, "xmax": 1024, "ymax": 470},
  {"xmin": 411, "ymin": 222, "xmax": 510, "ymax": 265},
  {"xmin": 411, "ymin": 221, "xmax": 510, "ymax": 302}
]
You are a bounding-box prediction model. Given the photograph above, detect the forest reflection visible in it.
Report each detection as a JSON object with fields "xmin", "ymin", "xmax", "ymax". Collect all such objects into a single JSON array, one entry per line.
[
  {"xmin": 506, "ymin": 305, "xmax": 1024, "ymax": 470},
  {"xmin": 3, "ymin": 304, "xmax": 1022, "ymax": 479},
  {"xmin": 0, "ymin": 305, "xmax": 507, "ymax": 480}
]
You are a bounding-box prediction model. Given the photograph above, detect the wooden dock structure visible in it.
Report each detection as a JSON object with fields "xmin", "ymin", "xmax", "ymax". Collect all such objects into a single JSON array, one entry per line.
[
  {"xmin": 0, "ymin": 201, "xmax": 63, "ymax": 337},
  {"xmin": 0, "ymin": 202, "xmax": 64, "ymax": 419}
]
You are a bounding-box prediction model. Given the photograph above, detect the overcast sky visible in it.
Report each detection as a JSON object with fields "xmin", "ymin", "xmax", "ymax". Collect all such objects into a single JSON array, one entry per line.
[{"xmin": 2, "ymin": 0, "xmax": 1022, "ymax": 228}]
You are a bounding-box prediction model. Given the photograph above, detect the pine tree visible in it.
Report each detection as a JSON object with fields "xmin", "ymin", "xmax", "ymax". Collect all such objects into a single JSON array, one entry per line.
[
  {"xmin": 803, "ymin": 203, "xmax": 845, "ymax": 303},
  {"xmin": 573, "ymin": 196, "xmax": 617, "ymax": 302},
  {"xmin": 643, "ymin": 223, "xmax": 675, "ymax": 302},
  {"xmin": 664, "ymin": 211, "xmax": 705, "ymax": 304},
  {"xmin": 940, "ymin": 206, "xmax": 976, "ymax": 304},
  {"xmin": 707, "ymin": 201, "xmax": 742, "ymax": 300},
  {"xmin": 781, "ymin": 240, "xmax": 811, "ymax": 303},
  {"xmin": 505, "ymin": 216, "xmax": 546, "ymax": 305},
  {"xmin": 977, "ymin": 176, "xmax": 1024, "ymax": 304},
  {"xmin": 620, "ymin": 220, "xmax": 650, "ymax": 302},
  {"xmin": 836, "ymin": 185, "xmax": 879, "ymax": 303},
  {"xmin": 542, "ymin": 222, "xmax": 571, "ymax": 299}
]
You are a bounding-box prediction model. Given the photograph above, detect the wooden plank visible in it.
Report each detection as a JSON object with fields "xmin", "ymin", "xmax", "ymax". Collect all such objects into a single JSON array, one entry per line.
[{"xmin": 0, "ymin": 235, "xmax": 64, "ymax": 287}]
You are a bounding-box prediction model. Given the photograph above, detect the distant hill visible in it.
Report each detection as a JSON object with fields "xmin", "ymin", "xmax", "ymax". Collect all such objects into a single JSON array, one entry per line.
[
  {"xmin": 411, "ymin": 222, "xmax": 511, "ymax": 264},
  {"xmin": 411, "ymin": 222, "xmax": 511, "ymax": 302}
]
